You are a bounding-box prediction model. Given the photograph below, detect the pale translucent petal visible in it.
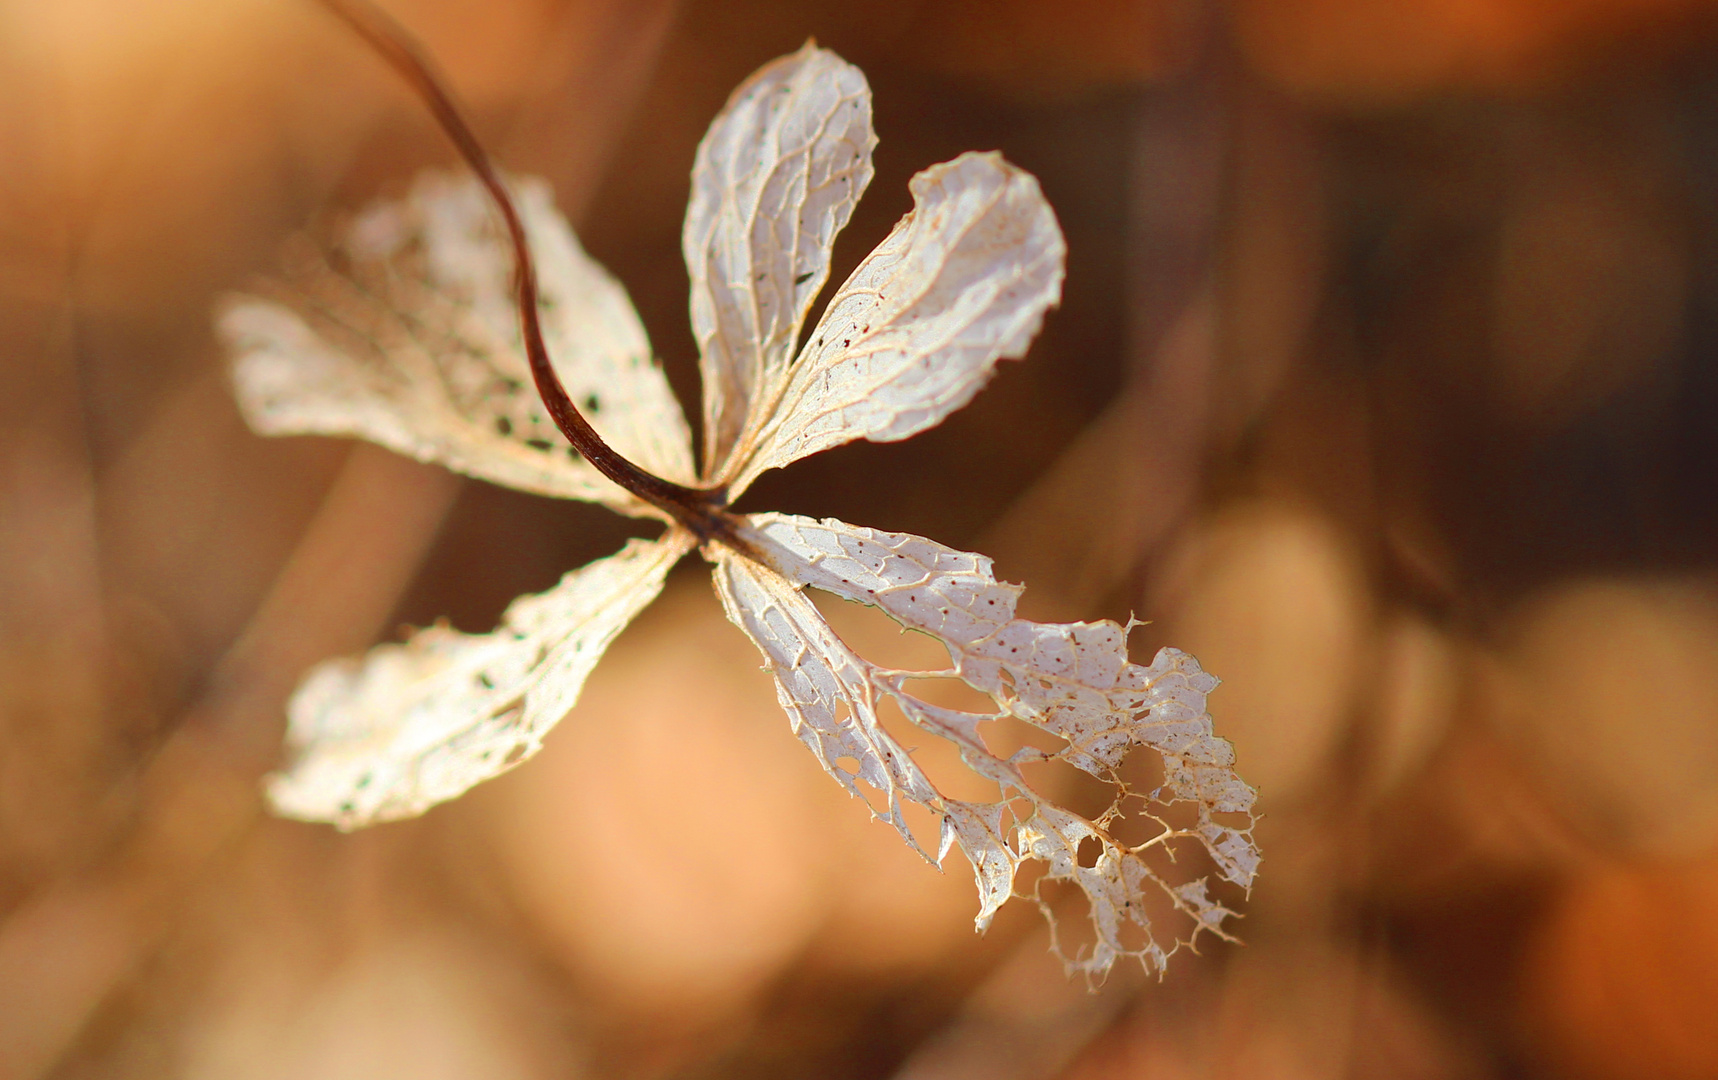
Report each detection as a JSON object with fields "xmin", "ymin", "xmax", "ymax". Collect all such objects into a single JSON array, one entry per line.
[
  {"xmin": 683, "ymin": 43, "xmax": 874, "ymax": 473},
  {"xmin": 709, "ymin": 550, "xmax": 939, "ymax": 860},
  {"xmin": 726, "ymin": 152, "xmax": 1065, "ymax": 494},
  {"xmin": 711, "ymin": 551, "xmax": 1019, "ymax": 929},
  {"xmin": 714, "ymin": 515, "xmax": 1259, "ymax": 977},
  {"xmin": 222, "ymin": 172, "xmax": 693, "ymax": 517},
  {"xmin": 881, "ymin": 676, "xmax": 1242, "ymax": 974},
  {"xmin": 731, "ymin": 513, "xmax": 1257, "ymax": 969},
  {"xmin": 269, "ymin": 533, "xmax": 692, "ymax": 828},
  {"xmin": 938, "ymin": 799, "xmax": 1016, "ymax": 929},
  {"xmin": 741, "ymin": 514, "xmax": 1248, "ymax": 791}
]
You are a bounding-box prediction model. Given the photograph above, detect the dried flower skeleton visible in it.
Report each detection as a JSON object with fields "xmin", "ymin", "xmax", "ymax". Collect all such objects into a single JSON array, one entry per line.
[{"xmin": 220, "ymin": 42, "xmax": 1258, "ymax": 978}]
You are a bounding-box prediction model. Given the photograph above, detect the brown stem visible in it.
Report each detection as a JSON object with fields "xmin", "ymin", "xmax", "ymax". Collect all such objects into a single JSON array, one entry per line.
[{"xmin": 312, "ymin": 0, "xmax": 735, "ymax": 538}]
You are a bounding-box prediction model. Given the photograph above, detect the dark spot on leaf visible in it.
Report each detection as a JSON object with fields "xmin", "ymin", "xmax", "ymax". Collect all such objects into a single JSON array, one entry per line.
[
  {"xmin": 794, "ymin": 271, "xmax": 814, "ymax": 285},
  {"xmin": 583, "ymin": 394, "xmax": 600, "ymax": 413},
  {"xmin": 526, "ymin": 438, "xmax": 553, "ymax": 451},
  {"xmin": 495, "ymin": 417, "xmax": 512, "ymax": 436}
]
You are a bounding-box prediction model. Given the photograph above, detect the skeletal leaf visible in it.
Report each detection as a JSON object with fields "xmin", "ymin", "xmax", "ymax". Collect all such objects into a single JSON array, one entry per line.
[
  {"xmin": 726, "ymin": 153, "xmax": 1065, "ymax": 494},
  {"xmin": 717, "ymin": 521, "xmax": 1255, "ymax": 975},
  {"xmin": 866, "ymin": 684, "xmax": 1197, "ymax": 974},
  {"xmin": 269, "ymin": 534, "xmax": 691, "ymax": 828},
  {"xmin": 741, "ymin": 513, "xmax": 1260, "ymax": 885},
  {"xmin": 684, "ymin": 42, "xmax": 875, "ymax": 473},
  {"xmin": 222, "ymin": 172, "xmax": 693, "ymax": 518}
]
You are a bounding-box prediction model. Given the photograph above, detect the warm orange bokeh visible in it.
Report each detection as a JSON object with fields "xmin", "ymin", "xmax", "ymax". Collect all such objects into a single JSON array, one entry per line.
[
  {"xmin": 5, "ymin": 1, "xmax": 1718, "ymax": 1078},
  {"xmin": 1238, "ymin": 0, "xmax": 1718, "ymax": 100},
  {"xmin": 1524, "ymin": 859, "xmax": 1718, "ymax": 1080}
]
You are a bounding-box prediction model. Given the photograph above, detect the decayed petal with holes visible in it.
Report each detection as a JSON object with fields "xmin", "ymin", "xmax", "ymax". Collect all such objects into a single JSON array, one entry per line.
[
  {"xmin": 725, "ymin": 152, "xmax": 1065, "ymax": 495},
  {"xmin": 877, "ymin": 674, "xmax": 1244, "ymax": 976},
  {"xmin": 710, "ymin": 535, "xmax": 1246, "ymax": 976},
  {"xmin": 739, "ymin": 512, "xmax": 1261, "ymax": 891},
  {"xmin": 684, "ymin": 43, "xmax": 875, "ymax": 474},
  {"xmin": 268, "ymin": 532, "xmax": 693, "ymax": 828},
  {"xmin": 712, "ymin": 548, "xmax": 1020, "ymax": 923},
  {"xmin": 710, "ymin": 549, "xmax": 939, "ymax": 860},
  {"xmin": 223, "ymin": 172, "xmax": 693, "ymax": 517}
]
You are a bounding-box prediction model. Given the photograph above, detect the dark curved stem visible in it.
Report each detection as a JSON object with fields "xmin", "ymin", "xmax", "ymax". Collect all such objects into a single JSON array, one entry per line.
[{"xmin": 312, "ymin": 0, "xmax": 734, "ymax": 538}]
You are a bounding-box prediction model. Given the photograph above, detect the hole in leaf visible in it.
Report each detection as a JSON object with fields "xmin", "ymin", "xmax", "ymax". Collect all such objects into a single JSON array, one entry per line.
[
  {"xmin": 983, "ymin": 713, "xmax": 1068, "ymax": 760},
  {"xmin": 1076, "ymin": 835, "xmax": 1102, "ymax": 869},
  {"xmin": 875, "ymin": 686, "xmax": 999, "ymax": 804}
]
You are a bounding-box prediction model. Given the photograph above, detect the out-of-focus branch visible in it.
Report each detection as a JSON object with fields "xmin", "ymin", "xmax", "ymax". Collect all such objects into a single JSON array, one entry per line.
[
  {"xmin": 0, "ymin": 446, "xmax": 459, "ymax": 1080},
  {"xmin": 982, "ymin": 77, "xmax": 1229, "ymax": 621},
  {"xmin": 982, "ymin": 289, "xmax": 1218, "ymax": 620}
]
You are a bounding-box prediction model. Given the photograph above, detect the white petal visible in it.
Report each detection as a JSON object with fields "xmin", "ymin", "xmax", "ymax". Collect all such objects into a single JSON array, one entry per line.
[
  {"xmin": 268, "ymin": 532, "xmax": 692, "ymax": 828},
  {"xmin": 222, "ymin": 172, "xmax": 694, "ymax": 517},
  {"xmin": 683, "ymin": 43, "xmax": 874, "ymax": 474},
  {"xmin": 725, "ymin": 152, "xmax": 1065, "ymax": 494},
  {"xmin": 740, "ymin": 512, "xmax": 1260, "ymax": 891},
  {"xmin": 715, "ymin": 517, "xmax": 1257, "ymax": 977},
  {"xmin": 937, "ymin": 799, "xmax": 1016, "ymax": 931},
  {"xmin": 881, "ymin": 673, "xmax": 1231, "ymax": 972},
  {"xmin": 709, "ymin": 556, "xmax": 1028, "ymax": 926},
  {"xmin": 710, "ymin": 549, "xmax": 939, "ymax": 860}
]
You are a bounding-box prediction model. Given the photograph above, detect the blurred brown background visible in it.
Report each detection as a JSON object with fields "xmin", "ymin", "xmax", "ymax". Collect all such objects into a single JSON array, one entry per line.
[{"xmin": 6, "ymin": 0, "xmax": 1718, "ymax": 1077}]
